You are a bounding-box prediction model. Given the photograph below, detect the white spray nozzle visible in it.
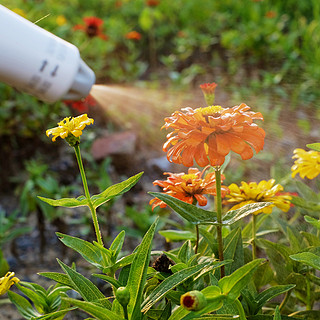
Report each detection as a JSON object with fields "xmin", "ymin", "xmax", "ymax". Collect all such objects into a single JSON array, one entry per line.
[{"xmin": 0, "ymin": 5, "xmax": 95, "ymax": 103}]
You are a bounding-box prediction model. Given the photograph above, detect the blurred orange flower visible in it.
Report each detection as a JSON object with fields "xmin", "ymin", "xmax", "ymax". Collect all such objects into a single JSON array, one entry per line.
[
  {"xmin": 265, "ymin": 11, "xmax": 276, "ymax": 18},
  {"xmin": 64, "ymin": 95, "xmax": 96, "ymax": 113},
  {"xmin": 163, "ymin": 104, "xmax": 265, "ymax": 167},
  {"xmin": 146, "ymin": 0, "xmax": 160, "ymax": 6},
  {"xmin": 149, "ymin": 167, "xmax": 229, "ymax": 210},
  {"xmin": 125, "ymin": 31, "xmax": 142, "ymax": 40},
  {"xmin": 74, "ymin": 17, "xmax": 107, "ymax": 40}
]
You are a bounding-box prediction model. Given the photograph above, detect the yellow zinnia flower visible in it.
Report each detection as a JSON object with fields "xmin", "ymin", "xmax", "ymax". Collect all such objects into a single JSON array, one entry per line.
[
  {"xmin": 46, "ymin": 114, "xmax": 94, "ymax": 142},
  {"xmin": 0, "ymin": 272, "xmax": 20, "ymax": 296},
  {"xmin": 291, "ymin": 148, "xmax": 320, "ymax": 180},
  {"xmin": 226, "ymin": 179, "xmax": 291, "ymax": 214}
]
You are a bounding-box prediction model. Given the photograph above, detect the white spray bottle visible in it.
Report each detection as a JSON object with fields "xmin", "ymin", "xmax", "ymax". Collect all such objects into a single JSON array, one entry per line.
[{"xmin": 0, "ymin": 5, "xmax": 95, "ymax": 103}]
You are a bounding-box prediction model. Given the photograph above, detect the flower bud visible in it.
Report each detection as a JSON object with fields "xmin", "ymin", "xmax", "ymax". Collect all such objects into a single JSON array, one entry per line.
[
  {"xmin": 116, "ymin": 286, "xmax": 130, "ymax": 307},
  {"xmin": 180, "ymin": 290, "xmax": 207, "ymax": 311},
  {"xmin": 200, "ymin": 82, "xmax": 217, "ymax": 106}
]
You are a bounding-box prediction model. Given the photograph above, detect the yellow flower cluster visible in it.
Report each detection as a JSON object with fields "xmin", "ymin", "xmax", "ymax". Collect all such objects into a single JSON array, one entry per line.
[
  {"xmin": 226, "ymin": 179, "xmax": 292, "ymax": 214},
  {"xmin": 46, "ymin": 114, "xmax": 94, "ymax": 142},
  {"xmin": 0, "ymin": 272, "xmax": 20, "ymax": 296},
  {"xmin": 291, "ymin": 148, "xmax": 320, "ymax": 180}
]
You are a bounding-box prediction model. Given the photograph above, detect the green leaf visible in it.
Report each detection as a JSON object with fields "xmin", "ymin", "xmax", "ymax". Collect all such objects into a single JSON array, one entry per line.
[
  {"xmin": 103, "ymin": 253, "xmax": 136, "ymax": 275},
  {"xmin": 247, "ymin": 315, "xmax": 302, "ymax": 320},
  {"xmin": 290, "ymin": 196, "xmax": 320, "ymax": 211},
  {"xmin": 92, "ymin": 274, "xmax": 122, "ymax": 289},
  {"xmin": 307, "ymin": 142, "xmax": 320, "ymax": 151},
  {"xmin": 178, "ymin": 241, "xmax": 194, "ymax": 264},
  {"xmin": 39, "ymin": 272, "xmax": 74, "ymax": 288},
  {"xmin": 149, "ymin": 192, "xmax": 216, "ymax": 224},
  {"xmin": 222, "ymin": 202, "xmax": 272, "ymax": 225},
  {"xmin": 290, "ymin": 310, "xmax": 320, "ymax": 320},
  {"xmin": 301, "ymin": 231, "xmax": 320, "ymax": 247},
  {"xmin": 290, "ymin": 252, "xmax": 320, "ymax": 270},
  {"xmin": 305, "ymin": 215, "xmax": 320, "ymax": 230},
  {"xmin": 142, "ymin": 261, "xmax": 223, "ymax": 313},
  {"xmin": 57, "ymin": 260, "xmax": 111, "ymax": 309},
  {"xmin": 91, "ymin": 172, "xmax": 143, "ymax": 209},
  {"xmin": 139, "ymin": 8, "xmax": 153, "ymax": 31},
  {"xmin": 159, "ymin": 230, "xmax": 197, "ymax": 242},
  {"xmin": 62, "ymin": 298, "xmax": 121, "ymax": 320},
  {"xmin": 8, "ymin": 291, "xmax": 40, "ymax": 319},
  {"xmin": 15, "ymin": 283, "xmax": 47, "ymax": 314},
  {"xmin": 273, "ymin": 306, "xmax": 281, "ymax": 320},
  {"xmin": 37, "ymin": 195, "xmax": 88, "ymax": 208},
  {"xmin": 257, "ymin": 239, "xmax": 293, "ymax": 283},
  {"xmin": 254, "ymin": 285, "xmax": 295, "ymax": 313},
  {"xmin": 126, "ymin": 217, "xmax": 159, "ymax": 319},
  {"xmin": 109, "ymin": 230, "xmax": 125, "ymax": 260},
  {"xmin": 56, "ymin": 233, "xmax": 104, "ymax": 269},
  {"xmin": 218, "ymin": 259, "xmax": 264, "ymax": 301},
  {"xmin": 223, "ymin": 228, "xmax": 244, "ymax": 275},
  {"xmin": 295, "ymin": 180, "xmax": 319, "ymax": 202},
  {"xmin": 32, "ymin": 307, "xmax": 76, "ymax": 320},
  {"xmin": 286, "ymin": 227, "xmax": 303, "ymax": 252},
  {"xmin": 253, "ymin": 261, "xmax": 274, "ymax": 289}
]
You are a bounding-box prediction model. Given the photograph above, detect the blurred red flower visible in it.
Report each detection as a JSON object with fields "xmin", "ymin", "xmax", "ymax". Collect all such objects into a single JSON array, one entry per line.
[
  {"xmin": 149, "ymin": 167, "xmax": 229, "ymax": 210},
  {"xmin": 64, "ymin": 95, "xmax": 96, "ymax": 113},
  {"xmin": 265, "ymin": 11, "xmax": 276, "ymax": 18},
  {"xmin": 115, "ymin": 1, "xmax": 122, "ymax": 8},
  {"xmin": 125, "ymin": 31, "xmax": 142, "ymax": 40},
  {"xmin": 146, "ymin": 0, "xmax": 160, "ymax": 7},
  {"xmin": 74, "ymin": 17, "xmax": 107, "ymax": 40}
]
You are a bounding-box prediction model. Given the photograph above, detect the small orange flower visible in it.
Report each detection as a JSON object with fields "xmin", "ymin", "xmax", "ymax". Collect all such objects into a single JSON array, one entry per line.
[
  {"xmin": 146, "ymin": 0, "xmax": 160, "ymax": 6},
  {"xmin": 64, "ymin": 95, "xmax": 96, "ymax": 113},
  {"xmin": 265, "ymin": 11, "xmax": 276, "ymax": 18},
  {"xmin": 149, "ymin": 167, "xmax": 229, "ymax": 210},
  {"xmin": 200, "ymin": 83, "xmax": 218, "ymax": 106},
  {"xmin": 74, "ymin": 17, "xmax": 107, "ymax": 40},
  {"xmin": 177, "ymin": 31, "xmax": 186, "ymax": 38},
  {"xmin": 163, "ymin": 104, "xmax": 265, "ymax": 167},
  {"xmin": 199, "ymin": 83, "xmax": 218, "ymax": 95},
  {"xmin": 125, "ymin": 31, "xmax": 142, "ymax": 40},
  {"xmin": 115, "ymin": 1, "xmax": 123, "ymax": 8}
]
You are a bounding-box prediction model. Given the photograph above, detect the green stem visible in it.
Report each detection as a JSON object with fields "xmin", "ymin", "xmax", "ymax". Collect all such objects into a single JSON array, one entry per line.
[
  {"xmin": 234, "ymin": 299, "xmax": 247, "ymax": 320},
  {"xmin": 279, "ymin": 288, "xmax": 293, "ymax": 312},
  {"xmin": 195, "ymin": 225, "xmax": 199, "ymax": 254},
  {"xmin": 123, "ymin": 305, "xmax": 128, "ymax": 320},
  {"xmin": 215, "ymin": 166, "xmax": 225, "ymax": 278},
  {"xmin": 306, "ymin": 273, "xmax": 312, "ymax": 310},
  {"xmin": 74, "ymin": 144, "xmax": 104, "ymax": 246},
  {"xmin": 252, "ymin": 214, "xmax": 257, "ymax": 260}
]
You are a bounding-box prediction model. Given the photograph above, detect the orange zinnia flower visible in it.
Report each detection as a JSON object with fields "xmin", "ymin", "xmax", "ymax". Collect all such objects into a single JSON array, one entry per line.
[
  {"xmin": 149, "ymin": 167, "xmax": 229, "ymax": 210},
  {"xmin": 74, "ymin": 17, "xmax": 107, "ymax": 40},
  {"xmin": 125, "ymin": 31, "xmax": 142, "ymax": 40},
  {"xmin": 163, "ymin": 104, "xmax": 265, "ymax": 167}
]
